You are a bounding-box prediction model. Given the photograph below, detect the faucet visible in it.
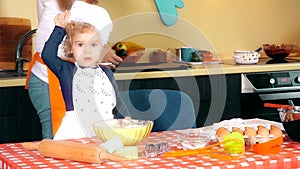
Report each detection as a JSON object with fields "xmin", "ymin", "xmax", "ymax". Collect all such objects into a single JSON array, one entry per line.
[{"xmin": 15, "ymin": 29, "xmax": 36, "ymax": 75}]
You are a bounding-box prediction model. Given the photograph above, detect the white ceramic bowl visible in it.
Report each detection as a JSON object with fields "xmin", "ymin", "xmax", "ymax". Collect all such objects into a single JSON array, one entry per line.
[{"xmin": 233, "ymin": 50, "xmax": 260, "ymax": 64}]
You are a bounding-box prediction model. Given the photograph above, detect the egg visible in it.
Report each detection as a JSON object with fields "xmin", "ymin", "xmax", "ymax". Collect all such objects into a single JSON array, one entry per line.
[
  {"xmin": 232, "ymin": 127, "xmax": 243, "ymax": 135},
  {"xmin": 218, "ymin": 130, "xmax": 230, "ymax": 139},
  {"xmin": 257, "ymin": 125, "xmax": 266, "ymax": 130},
  {"xmin": 244, "ymin": 127, "xmax": 257, "ymax": 137},
  {"xmin": 216, "ymin": 127, "xmax": 230, "ymax": 139},
  {"xmin": 257, "ymin": 125, "xmax": 269, "ymax": 137},
  {"xmin": 269, "ymin": 125, "xmax": 283, "ymax": 137},
  {"xmin": 216, "ymin": 127, "xmax": 227, "ymax": 135}
]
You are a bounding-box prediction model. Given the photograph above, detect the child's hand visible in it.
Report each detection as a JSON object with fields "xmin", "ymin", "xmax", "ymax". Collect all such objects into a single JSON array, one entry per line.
[
  {"xmin": 54, "ymin": 10, "xmax": 71, "ymax": 29},
  {"xmin": 285, "ymin": 112, "xmax": 296, "ymax": 122}
]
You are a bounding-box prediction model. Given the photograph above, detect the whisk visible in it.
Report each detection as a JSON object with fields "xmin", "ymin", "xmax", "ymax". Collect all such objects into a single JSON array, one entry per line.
[{"xmin": 163, "ymin": 137, "xmax": 245, "ymax": 161}]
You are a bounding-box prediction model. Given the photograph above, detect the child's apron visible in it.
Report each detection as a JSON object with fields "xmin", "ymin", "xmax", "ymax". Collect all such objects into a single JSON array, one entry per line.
[
  {"xmin": 72, "ymin": 63, "xmax": 116, "ymax": 137},
  {"xmin": 53, "ymin": 63, "xmax": 116, "ymax": 139}
]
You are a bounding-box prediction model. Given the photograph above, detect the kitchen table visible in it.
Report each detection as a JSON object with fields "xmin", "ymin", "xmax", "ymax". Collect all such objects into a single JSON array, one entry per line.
[{"xmin": 1, "ymin": 129, "xmax": 300, "ymax": 169}]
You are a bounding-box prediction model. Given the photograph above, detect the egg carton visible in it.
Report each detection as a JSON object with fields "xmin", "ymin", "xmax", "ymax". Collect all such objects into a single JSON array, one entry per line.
[{"xmin": 215, "ymin": 118, "xmax": 283, "ymax": 145}]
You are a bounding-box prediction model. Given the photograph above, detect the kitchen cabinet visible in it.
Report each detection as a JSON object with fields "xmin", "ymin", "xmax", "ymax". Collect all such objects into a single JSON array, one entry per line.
[
  {"xmin": 117, "ymin": 74, "xmax": 241, "ymax": 127},
  {"xmin": 0, "ymin": 87, "xmax": 42, "ymax": 143},
  {"xmin": 222, "ymin": 74, "xmax": 242, "ymax": 119}
]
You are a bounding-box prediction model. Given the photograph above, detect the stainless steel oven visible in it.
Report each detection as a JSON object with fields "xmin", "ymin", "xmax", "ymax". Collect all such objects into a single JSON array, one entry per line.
[{"xmin": 241, "ymin": 70, "xmax": 300, "ymax": 122}]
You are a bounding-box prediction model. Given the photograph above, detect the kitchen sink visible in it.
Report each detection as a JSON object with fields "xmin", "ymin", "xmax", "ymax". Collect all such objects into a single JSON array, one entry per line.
[{"xmin": 0, "ymin": 69, "xmax": 28, "ymax": 78}]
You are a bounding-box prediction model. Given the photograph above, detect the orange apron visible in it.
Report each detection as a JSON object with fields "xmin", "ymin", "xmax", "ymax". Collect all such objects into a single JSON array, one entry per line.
[{"xmin": 25, "ymin": 52, "xmax": 66, "ymax": 135}]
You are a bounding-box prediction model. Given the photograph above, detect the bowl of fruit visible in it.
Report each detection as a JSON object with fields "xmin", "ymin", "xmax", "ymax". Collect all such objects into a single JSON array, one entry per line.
[{"xmin": 263, "ymin": 44, "xmax": 294, "ymax": 60}]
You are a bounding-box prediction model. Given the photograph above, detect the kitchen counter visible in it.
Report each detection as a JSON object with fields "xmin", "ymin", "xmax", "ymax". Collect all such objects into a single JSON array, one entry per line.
[{"xmin": 1, "ymin": 57, "xmax": 300, "ymax": 87}]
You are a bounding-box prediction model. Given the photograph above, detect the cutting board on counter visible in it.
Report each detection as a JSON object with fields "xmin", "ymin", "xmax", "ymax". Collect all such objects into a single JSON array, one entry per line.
[
  {"xmin": 114, "ymin": 62, "xmax": 189, "ymax": 73},
  {"xmin": 0, "ymin": 17, "xmax": 32, "ymax": 67}
]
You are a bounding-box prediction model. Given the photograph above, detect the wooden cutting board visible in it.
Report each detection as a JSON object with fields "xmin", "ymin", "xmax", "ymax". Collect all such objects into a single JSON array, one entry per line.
[{"xmin": 0, "ymin": 17, "xmax": 32, "ymax": 69}]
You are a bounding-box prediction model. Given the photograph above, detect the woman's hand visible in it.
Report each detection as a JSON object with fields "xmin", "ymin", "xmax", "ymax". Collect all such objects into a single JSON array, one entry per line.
[
  {"xmin": 101, "ymin": 45, "xmax": 123, "ymax": 69},
  {"xmin": 54, "ymin": 10, "xmax": 71, "ymax": 28}
]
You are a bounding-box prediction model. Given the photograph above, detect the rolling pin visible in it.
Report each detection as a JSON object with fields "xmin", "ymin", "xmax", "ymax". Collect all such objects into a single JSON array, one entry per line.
[{"xmin": 22, "ymin": 139, "xmax": 125, "ymax": 164}]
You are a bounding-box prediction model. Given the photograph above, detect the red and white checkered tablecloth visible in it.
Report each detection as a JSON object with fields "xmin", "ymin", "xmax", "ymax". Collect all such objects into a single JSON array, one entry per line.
[{"xmin": 1, "ymin": 130, "xmax": 300, "ymax": 169}]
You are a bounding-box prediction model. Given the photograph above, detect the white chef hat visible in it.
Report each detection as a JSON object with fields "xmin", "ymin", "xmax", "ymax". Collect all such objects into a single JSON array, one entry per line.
[{"xmin": 69, "ymin": 1, "xmax": 113, "ymax": 44}]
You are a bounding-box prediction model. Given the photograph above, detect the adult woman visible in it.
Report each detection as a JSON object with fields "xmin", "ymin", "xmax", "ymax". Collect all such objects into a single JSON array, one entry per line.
[{"xmin": 27, "ymin": 0, "xmax": 122, "ymax": 139}]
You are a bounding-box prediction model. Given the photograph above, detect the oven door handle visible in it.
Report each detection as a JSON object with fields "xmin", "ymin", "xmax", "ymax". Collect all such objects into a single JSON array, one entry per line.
[
  {"xmin": 254, "ymin": 86, "xmax": 300, "ymax": 93},
  {"xmin": 259, "ymin": 91, "xmax": 300, "ymax": 101}
]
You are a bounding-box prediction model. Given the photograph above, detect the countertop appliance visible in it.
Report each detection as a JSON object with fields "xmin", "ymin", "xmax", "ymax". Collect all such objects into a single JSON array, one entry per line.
[{"xmin": 241, "ymin": 58, "xmax": 300, "ymax": 122}]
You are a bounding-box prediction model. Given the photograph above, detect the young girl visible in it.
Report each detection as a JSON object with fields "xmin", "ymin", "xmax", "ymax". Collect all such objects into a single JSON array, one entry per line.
[
  {"xmin": 30, "ymin": 0, "xmax": 123, "ymax": 139},
  {"xmin": 42, "ymin": 11, "xmax": 128, "ymax": 140}
]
